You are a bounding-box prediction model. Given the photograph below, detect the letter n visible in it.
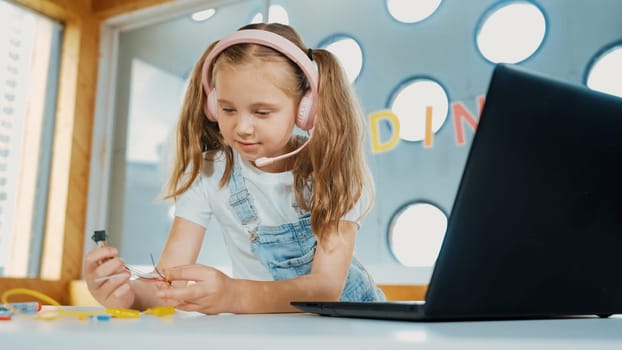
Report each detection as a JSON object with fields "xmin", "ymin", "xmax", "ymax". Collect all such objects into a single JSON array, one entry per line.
[{"xmin": 452, "ymin": 102, "xmax": 479, "ymax": 146}]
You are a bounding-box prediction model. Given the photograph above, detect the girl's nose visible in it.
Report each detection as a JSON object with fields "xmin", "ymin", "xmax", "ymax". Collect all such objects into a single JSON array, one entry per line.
[{"xmin": 235, "ymin": 113, "xmax": 254, "ymax": 135}]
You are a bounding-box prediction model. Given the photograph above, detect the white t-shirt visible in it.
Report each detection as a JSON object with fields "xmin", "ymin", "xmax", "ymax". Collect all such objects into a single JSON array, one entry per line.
[{"xmin": 174, "ymin": 151, "xmax": 370, "ymax": 281}]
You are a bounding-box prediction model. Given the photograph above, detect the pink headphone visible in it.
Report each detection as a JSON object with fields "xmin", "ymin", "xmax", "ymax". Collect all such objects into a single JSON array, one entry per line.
[{"xmin": 201, "ymin": 29, "xmax": 319, "ymax": 131}]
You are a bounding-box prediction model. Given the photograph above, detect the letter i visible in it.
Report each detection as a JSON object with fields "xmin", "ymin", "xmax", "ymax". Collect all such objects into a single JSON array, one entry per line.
[{"xmin": 424, "ymin": 106, "xmax": 433, "ymax": 148}]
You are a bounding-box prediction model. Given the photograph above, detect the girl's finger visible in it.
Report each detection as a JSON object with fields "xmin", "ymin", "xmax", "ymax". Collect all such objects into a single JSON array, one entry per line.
[
  {"xmin": 175, "ymin": 302, "xmax": 202, "ymax": 312},
  {"xmin": 84, "ymin": 247, "xmax": 119, "ymax": 268},
  {"xmin": 155, "ymin": 284, "xmax": 197, "ymax": 301},
  {"xmin": 100, "ymin": 272, "xmax": 130, "ymax": 292},
  {"xmin": 94, "ymin": 272, "xmax": 129, "ymax": 283},
  {"xmin": 94, "ymin": 259, "xmax": 126, "ymax": 283},
  {"xmin": 111, "ymin": 283, "xmax": 131, "ymax": 299},
  {"xmin": 162, "ymin": 264, "xmax": 210, "ymax": 282}
]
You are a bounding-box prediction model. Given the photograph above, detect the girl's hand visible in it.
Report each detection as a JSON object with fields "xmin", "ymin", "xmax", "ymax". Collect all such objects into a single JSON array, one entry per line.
[
  {"xmin": 83, "ymin": 246, "xmax": 134, "ymax": 308},
  {"xmin": 154, "ymin": 265, "xmax": 237, "ymax": 314}
]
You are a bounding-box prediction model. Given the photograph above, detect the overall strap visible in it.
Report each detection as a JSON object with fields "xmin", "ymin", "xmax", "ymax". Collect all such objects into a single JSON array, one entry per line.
[{"xmin": 228, "ymin": 154, "xmax": 259, "ymax": 228}]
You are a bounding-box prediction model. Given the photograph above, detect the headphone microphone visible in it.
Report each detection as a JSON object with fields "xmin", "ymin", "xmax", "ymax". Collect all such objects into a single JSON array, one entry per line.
[
  {"xmin": 254, "ymin": 133, "xmax": 312, "ymax": 167},
  {"xmin": 200, "ymin": 29, "xmax": 319, "ymax": 167}
]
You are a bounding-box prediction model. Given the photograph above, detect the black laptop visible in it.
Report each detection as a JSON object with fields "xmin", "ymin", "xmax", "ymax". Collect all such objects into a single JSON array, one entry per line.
[{"xmin": 291, "ymin": 63, "xmax": 622, "ymax": 321}]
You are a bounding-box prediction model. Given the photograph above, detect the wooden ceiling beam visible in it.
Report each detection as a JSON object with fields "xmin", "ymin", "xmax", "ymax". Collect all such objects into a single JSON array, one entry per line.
[
  {"xmin": 91, "ymin": 0, "xmax": 174, "ymax": 19},
  {"xmin": 12, "ymin": 0, "xmax": 90, "ymax": 20}
]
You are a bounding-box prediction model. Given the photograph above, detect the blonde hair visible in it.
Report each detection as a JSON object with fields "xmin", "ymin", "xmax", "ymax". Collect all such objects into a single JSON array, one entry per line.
[{"xmin": 166, "ymin": 23, "xmax": 374, "ymax": 241}]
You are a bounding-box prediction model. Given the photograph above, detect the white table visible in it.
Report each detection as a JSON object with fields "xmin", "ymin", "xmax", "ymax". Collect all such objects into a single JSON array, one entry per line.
[{"xmin": 1, "ymin": 309, "xmax": 621, "ymax": 349}]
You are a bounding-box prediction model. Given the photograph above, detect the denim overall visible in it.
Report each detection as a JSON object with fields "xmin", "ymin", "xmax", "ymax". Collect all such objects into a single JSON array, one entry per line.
[{"xmin": 228, "ymin": 159, "xmax": 385, "ymax": 302}]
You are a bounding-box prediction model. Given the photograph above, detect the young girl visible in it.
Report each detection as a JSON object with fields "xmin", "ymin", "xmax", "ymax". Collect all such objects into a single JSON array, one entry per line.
[{"xmin": 84, "ymin": 23, "xmax": 385, "ymax": 314}]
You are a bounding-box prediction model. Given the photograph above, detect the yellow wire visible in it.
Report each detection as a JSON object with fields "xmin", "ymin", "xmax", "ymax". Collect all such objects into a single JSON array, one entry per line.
[
  {"xmin": 144, "ymin": 306, "xmax": 175, "ymax": 317},
  {"xmin": 1, "ymin": 288, "xmax": 106, "ymax": 320},
  {"xmin": 2, "ymin": 287, "xmax": 176, "ymax": 320}
]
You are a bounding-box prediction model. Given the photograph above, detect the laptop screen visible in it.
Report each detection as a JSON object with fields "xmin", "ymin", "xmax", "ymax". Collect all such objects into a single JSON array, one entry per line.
[{"xmin": 423, "ymin": 64, "xmax": 622, "ymax": 319}]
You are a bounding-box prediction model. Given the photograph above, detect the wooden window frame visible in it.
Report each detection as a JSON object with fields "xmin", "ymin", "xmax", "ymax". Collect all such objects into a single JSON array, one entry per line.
[{"xmin": 0, "ymin": 0, "xmax": 172, "ymax": 304}]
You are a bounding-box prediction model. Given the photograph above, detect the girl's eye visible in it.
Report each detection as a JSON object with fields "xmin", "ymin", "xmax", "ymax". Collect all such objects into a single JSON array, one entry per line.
[
  {"xmin": 221, "ymin": 107, "xmax": 235, "ymax": 113},
  {"xmin": 256, "ymin": 110, "xmax": 270, "ymax": 116}
]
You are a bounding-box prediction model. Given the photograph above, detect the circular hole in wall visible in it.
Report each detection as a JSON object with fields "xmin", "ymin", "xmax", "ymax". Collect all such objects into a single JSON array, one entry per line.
[
  {"xmin": 476, "ymin": 1, "xmax": 546, "ymax": 64},
  {"xmin": 386, "ymin": 0, "xmax": 442, "ymax": 23},
  {"xmin": 586, "ymin": 44, "xmax": 622, "ymax": 98},
  {"xmin": 389, "ymin": 78, "xmax": 448, "ymax": 142},
  {"xmin": 321, "ymin": 36, "xmax": 363, "ymax": 83},
  {"xmin": 389, "ymin": 202, "xmax": 447, "ymax": 267}
]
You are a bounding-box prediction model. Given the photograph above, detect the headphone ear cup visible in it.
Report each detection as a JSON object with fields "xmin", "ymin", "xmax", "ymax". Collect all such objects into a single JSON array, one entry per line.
[
  {"xmin": 296, "ymin": 91, "xmax": 314, "ymax": 130},
  {"xmin": 206, "ymin": 88, "xmax": 218, "ymax": 121}
]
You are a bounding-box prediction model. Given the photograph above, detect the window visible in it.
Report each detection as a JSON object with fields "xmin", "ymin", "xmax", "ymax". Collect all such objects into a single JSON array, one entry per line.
[
  {"xmin": 389, "ymin": 202, "xmax": 447, "ymax": 267},
  {"xmin": 586, "ymin": 43, "xmax": 622, "ymax": 98},
  {"xmin": 0, "ymin": 0, "xmax": 62, "ymax": 278},
  {"xmin": 117, "ymin": 58, "xmax": 186, "ymax": 263},
  {"xmin": 386, "ymin": 0, "xmax": 442, "ymax": 24},
  {"xmin": 251, "ymin": 4, "xmax": 289, "ymax": 24},
  {"xmin": 320, "ymin": 35, "xmax": 363, "ymax": 83},
  {"xmin": 389, "ymin": 78, "xmax": 449, "ymax": 143},
  {"xmin": 0, "ymin": 0, "xmax": 99, "ymax": 305},
  {"xmin": 476, "ymin": 1, "xmax": 546, "ymax": 64}
]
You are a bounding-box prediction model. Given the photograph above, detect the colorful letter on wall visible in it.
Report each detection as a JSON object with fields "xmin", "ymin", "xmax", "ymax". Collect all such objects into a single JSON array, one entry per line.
[
  {"xmin": 452, "ymin": 101, "xmax": 480, "ymax": 146},
  {"xmin": 369, "ymin": 110, "xmax": 400, "ymax": 153},
  {"xmin": 424, "ymin": 106, "xmax": 434, "ymax": 148}
]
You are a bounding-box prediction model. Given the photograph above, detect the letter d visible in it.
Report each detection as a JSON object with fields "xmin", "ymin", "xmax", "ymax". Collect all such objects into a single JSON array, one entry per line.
[{"xmin": 369, "ymin": 110, "xmax": 400, "ymax": 153}]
